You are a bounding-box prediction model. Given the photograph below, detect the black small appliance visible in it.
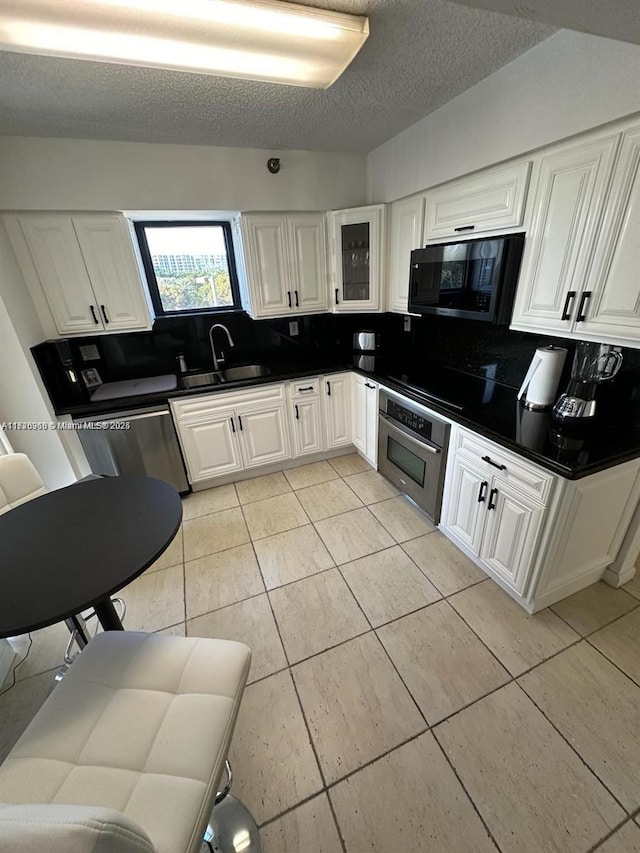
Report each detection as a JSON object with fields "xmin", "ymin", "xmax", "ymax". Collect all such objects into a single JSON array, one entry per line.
[{"xmin": 408, "ymin": 233, "xmax": 525, "ymax": 323}]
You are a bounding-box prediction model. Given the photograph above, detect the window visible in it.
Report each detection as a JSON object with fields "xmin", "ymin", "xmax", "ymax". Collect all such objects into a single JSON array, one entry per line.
[{"xmin": 134, "ymin": 221, "xmax": 241, "ymax": 315}]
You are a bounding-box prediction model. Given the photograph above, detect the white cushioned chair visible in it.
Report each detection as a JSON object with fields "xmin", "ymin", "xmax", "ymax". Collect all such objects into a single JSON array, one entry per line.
[
  {"xmin": 0, "ymin": 631, "xmax": 259, "ymax": 853},
  {"xmin": 0, "ymin": 452, "xmax": 47, "ymax": 515}
]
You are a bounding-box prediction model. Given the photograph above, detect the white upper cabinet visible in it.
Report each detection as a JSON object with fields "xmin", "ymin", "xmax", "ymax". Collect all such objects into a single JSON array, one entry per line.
[
  {"xmin": 330, "ymin": 205, "xmax": 386, "ymax": 313},
  {"xmin": 13, "ymin": 213, "xmax": 151, "ymax": 337},
  {"xmin": 423, "ymin": 160, "xmax": 531, "ymax": 242},
  {"xmin": 387, "ymin": 194, "xmax": 425, "ymax": 314},
  {"xmin": 578, "ymin": 126, "xmax": 640, "ymax": 343},
  {"xmin": 240, "ymin": 212, "xmax": 328, "ymax": 318},
  {"xmin": 511, "ymin": 133, "xmax": 619, "ymax": 336},
  {"xmin": 72, "ymin": 215, "xmax": 152, "ymax": 332}
]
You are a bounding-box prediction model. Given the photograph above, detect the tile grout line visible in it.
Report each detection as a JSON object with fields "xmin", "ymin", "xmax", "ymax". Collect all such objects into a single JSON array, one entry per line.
[{"xmin": 587, "ymin": 816, "xmax": 640, "ymax": 852}]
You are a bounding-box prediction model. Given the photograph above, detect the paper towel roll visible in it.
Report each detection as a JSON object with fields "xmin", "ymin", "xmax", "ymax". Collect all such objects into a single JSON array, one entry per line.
[{"xmin": 518, "ymin": 346, "xmax": 567, "ymax": 410}]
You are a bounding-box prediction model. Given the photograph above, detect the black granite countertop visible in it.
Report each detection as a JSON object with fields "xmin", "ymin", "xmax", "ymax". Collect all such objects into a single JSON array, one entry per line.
[{"xmin": 58, "ymin": 355, "xmax": 640, "ymax": 481}]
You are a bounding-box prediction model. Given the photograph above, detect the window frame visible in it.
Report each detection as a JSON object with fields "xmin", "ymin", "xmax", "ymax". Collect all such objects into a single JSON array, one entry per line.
[{"xmin": 133, "ymin": 219, "xmax": 243, "ymax": 317}]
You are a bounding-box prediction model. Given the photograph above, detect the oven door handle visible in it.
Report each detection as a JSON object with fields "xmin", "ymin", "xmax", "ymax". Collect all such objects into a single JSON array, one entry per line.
[{"xmin": 379, "ymin": 412, "xmax": 440, "ymax": 455}]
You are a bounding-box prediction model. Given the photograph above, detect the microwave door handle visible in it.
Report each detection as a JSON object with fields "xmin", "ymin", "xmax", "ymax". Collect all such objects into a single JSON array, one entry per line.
[{"xmin": 379, "ymin": 411, "xmax": 440, "ymax": 454}]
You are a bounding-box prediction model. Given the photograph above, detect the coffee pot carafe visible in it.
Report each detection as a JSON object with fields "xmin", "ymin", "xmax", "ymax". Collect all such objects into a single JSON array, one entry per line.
[{"xmin": 552, "ymin": 342, "xmax": 623, "ymax": 421}]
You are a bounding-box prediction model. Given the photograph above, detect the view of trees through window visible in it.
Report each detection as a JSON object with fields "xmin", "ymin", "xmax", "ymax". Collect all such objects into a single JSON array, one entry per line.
[{"xmin": 143, "ymin": 225, "xmax": 235, "ymax": 312}]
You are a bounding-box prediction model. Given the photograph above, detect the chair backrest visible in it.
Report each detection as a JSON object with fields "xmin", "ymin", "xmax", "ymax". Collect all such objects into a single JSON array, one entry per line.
[{"xmin": 0, "ymin": 453, "xmax": 47, "ymax": 515}]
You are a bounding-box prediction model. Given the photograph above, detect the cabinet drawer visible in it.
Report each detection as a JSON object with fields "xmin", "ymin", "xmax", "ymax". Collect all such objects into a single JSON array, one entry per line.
[
  {"xmin": 289, "ymin": 377, "xmax": 320, "ymax": 398},
  {"xmin": 171, "ymin": 382, "xmax": 285, "ymax": 422},
  {"xmin": 455, "ymin": 428, "xmax": 554, "ymax": 504},
  {"xmin": 424, "ymin": 161, "xmax": 531, "ymax": 241}
]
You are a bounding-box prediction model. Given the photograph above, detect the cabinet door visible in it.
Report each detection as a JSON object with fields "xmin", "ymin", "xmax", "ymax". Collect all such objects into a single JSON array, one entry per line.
[
  {"xmin": 287, "ymin": 214, "xmax": 328, "ymax": 314},
  {"xmin": 351, "ymin": 374, "xmax": 368, "ymax": 456},
  {"xmin": 323, "ymin": 373, "xmax": 352, "ymax": 449},
  {"xmin": 19, "ymin": 215, "xmax": 104, "ymax": 334},
  {"xmin": 237, "ymin": 403, "xmax": 291, "ymax": 468},
  {"xmin": 388, "ymin": 195, "xmax": 424, "ymax": 314},
  {"xmin": 178, "ymin": 413, "xmax": 243, "ymax": 483},
  {"xmin": 511, "ymin": 135, "xmax": 619, "ymax": 334},
  {"xmin": 73, "ymin": 215, "xmax": 151, "ymax": 332},
  {"xmin": 480, "ymin": 479, "xmax": 544, "ymax": 594},
  {"xmin": 241, "ymin": 216, "xmax": 292, "ymax": 317},
  {"xmin": 291, "ymin": 397, "xmax": 324, "ymax": 456},
  {"xmin": 423, "ymin": 161, "xmax": 530, "ymax": 242},
  {"xmin": 440, "ymin": 454, "xmax": 486, "ymax": 556},
  {"xmin": 331, "ymin": 205, "xmax": 385, "ymax": 313},
  {"xmin": 579, "ymin": 127, "xmax": 640, "ymax": 342}
]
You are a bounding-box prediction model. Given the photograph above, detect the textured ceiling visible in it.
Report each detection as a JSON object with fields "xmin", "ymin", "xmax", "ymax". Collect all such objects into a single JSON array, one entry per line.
[
  {"xmin": 445, "ymin": 0, "xmax": 640, "ymax": 47},
  {"xmin": 0, "ymin": 0, "xmax": 555, "ymax": 153}
]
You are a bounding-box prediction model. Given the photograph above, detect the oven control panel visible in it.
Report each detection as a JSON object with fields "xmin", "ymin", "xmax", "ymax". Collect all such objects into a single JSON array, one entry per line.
[{"xmin": 386, "ymin": 400, "xmax": 433, "ymax": 441}]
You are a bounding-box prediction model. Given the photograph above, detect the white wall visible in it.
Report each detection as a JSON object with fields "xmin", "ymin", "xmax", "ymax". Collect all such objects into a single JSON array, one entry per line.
[
  {"xmin": 367, "ymin": 30, "xmax": 640, "ymax": 203},
  {"xmin": 0, "ymin": 138, "xmax": 367, "ymax": 212},
  {"xmin": 0, "ymin": 223, "xmax": 77, "ymax": 489}
]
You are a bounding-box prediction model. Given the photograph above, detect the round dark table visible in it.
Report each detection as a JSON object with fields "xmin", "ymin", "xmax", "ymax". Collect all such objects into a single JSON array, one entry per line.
[{"xmin": 0, "ymin": 474, "xmax": 183, "ymax": 640}]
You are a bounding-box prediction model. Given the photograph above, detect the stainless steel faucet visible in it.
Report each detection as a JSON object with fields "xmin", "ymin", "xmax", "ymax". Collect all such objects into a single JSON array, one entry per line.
[{"xmin": 209, "ymin": 324, "xmax": 234, "ymax": 371}]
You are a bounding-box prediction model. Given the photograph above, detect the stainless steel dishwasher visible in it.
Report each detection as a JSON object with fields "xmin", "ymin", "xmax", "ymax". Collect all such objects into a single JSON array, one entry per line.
[{"xmin": 75, "ymin": 406, "xmax": 189, "ymax": 493}]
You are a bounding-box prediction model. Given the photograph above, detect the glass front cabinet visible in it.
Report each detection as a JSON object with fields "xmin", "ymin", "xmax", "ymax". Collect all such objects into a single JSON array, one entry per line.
[{"xmin": 329, "ymin": 204, "xmax": 386, "ymax": 312}]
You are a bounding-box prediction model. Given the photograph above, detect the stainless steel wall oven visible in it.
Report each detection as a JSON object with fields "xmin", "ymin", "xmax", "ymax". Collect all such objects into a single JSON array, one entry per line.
[{"xmin": 378, "ymin": 390, "xmax": 450, "ymax": 523}]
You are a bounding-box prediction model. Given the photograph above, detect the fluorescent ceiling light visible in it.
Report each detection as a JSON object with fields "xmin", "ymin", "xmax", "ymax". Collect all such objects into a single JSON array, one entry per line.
[{"xmin": 0, "ymin": 0, "xmax": 369, "ymax": 88}]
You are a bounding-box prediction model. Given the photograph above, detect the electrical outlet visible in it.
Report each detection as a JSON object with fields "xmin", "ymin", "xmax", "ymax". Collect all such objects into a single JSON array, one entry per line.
[
  {"xmin": 403, "ymin": 316, "xmax": 411, "ymax": 332},
  {"xmin": 289, "ymin": 320, "xmax": 299, "ymax": 336}
]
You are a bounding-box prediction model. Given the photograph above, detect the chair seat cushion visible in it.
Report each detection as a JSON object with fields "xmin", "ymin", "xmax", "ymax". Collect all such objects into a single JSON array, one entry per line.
[{"xmin": 0, "ymin": 632, "xmax": 251, "ymax": 853}]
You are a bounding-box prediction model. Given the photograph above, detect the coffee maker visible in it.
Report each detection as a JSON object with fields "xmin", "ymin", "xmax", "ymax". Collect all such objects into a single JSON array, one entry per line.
[{"xmin": 552, "ymin": 342, "xmax": 623, "ymax": 422}]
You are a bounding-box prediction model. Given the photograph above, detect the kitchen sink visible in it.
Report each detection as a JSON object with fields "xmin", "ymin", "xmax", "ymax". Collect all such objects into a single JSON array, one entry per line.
[
  {"xmin": 180, "ymin": 371, "xmax": 223, "ymax": 389},
  {"xmin": 221, "ymin": 364, "xmax": 271, "ymax": 381}
]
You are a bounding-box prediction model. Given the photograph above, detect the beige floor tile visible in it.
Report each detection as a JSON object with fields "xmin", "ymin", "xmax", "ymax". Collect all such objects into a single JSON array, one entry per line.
[
  {"xmin": 260, "ymin": 794, "xmax": 343, "ymax": 853},
  {"xmin": 0, "ymin": 670, "xmax": 57, "ymax": 763},
  {"xmin": 328, "ymin": 452, "xmax": 372, "ymax": 477},
  {"xmin": 343, "ymin": 470, "xmax": 400, "ymax": 505},
  {"xmin": 330, "ymin": 732, "xmax": 496, "ymax": 853},
  {"xmin": 284, "ymin": 460, "xmax": 338, "ymax": 490},
  {"xmin": 369, "ymin": 496, "xmax": 435, "ymax": 542},
  {"xmin": 269, "ymin": 569, "xmax": 369, "ymax": 663},
  {"xmin": 183, "ymin": 508, "xmax": 249, "ymax": 561},
  {"xmin": 519, "ymin": 642, "xmax": 640, "ymax": 811},
  {"xmin": 435, "ymin": 683, "xmax": 624, "ymax": 853},
  {"xmin": 314, "ymin": 507, "xmax": 394, "ymax": 565},
  {"xmin": 235, "ymin": 472, "xmax": 291, "ymax": 505},
  {"xmin": 597, "ymin": 822, "xmax": 640, "ymax": 852},
  {"xmin": 121, "ymin": 564, "xmax": 184, "ymax": 632},
  {"xmin": 550, "ymin": 582, "xmax": 638, "ymax": 636},
  {"xmin": 590, "ymin": 608, "xmax": 640, "ymax": 686},
  {"xmin": 293, "ymin": 633, "xmax": 425, "ymax": 783},
  {"xmin": 402, "ymin": 531, "xmax": 486, "ymax": 596},
  {"xmin": 622, "ymin": 574, "xmax": 640, "ymax": 601},
  {"xmin": 148, "ymin": 525, "xmax": 183, "ymax": 572},
  {"xmin": 254, "ymin": 524, "xmax": 334, "ymax": 590},
  {"xmin": 228, "ymin": 670, "xmax": 322, "ymax": 824},
  {"xmin": 378, "ymin": 601, "xmax": 510, "ymax": 725},
  {"xmin": 184, "ymin": 543, "xmax": 264, "ymax": 619},
  {"xmin": 295, "ymin": 478, "xmax": 362, "ymax": 521},
  {"xmin": 340, "ymin": 546, "xmax": 441, "ymax": 627},
  {"xmin": 450, "ymin": 580, "xmax": 579, "ymax": 676},
  {"xmin": 181, "ymin": 484, "xmax": 238, "ymax": 520},
  {"xmin": 187, "ymin": 594, "xmax": 286, "ymax": 684},
  {"xmin": 242, "ymin": 492, "xmax": 308, "ymax": 541}
]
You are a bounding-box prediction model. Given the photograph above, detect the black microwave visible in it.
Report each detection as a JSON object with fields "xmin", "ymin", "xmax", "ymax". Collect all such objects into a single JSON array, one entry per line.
[{"xmin": 408, "ymin": 233, "xmax": 525, "ymax": 324}]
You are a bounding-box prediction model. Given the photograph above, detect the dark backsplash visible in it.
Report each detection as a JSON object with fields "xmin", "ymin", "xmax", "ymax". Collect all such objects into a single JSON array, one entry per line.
[{"xmin": 32, "ymin": 310, "xmax": 640, "ymax": 410}]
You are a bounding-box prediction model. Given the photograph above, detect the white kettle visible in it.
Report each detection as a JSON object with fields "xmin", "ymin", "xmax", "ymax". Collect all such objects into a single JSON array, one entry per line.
[{"xmin": 518, "ymin": 346, "xmax": 567, "ymax": 411}]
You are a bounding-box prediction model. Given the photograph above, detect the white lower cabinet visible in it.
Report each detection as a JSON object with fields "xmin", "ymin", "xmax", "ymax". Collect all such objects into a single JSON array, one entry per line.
[
  {"xmin": 323, "ymin": 373, "xmax": 352, "ymax": 449},
  {"xmin": 441, "ymin": 425, "xmax": 640, "ymax": 610},
  {"xmin": 171, "ymin": 384, "xmax": 291, "ymax": 484},
  {"xmin": 288, "ymin": 380, "xmax": 324, "ymax": 457},
  {"xmin": 352, "ymin": 374, "xmax": 378, "ymax": 466}
]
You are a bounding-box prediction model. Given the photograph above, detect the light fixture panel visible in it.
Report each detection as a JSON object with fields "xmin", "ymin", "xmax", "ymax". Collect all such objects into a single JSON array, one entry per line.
[{"xmin": 0, "ymin": 0, "xmax": 370, "ymax": 88}]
